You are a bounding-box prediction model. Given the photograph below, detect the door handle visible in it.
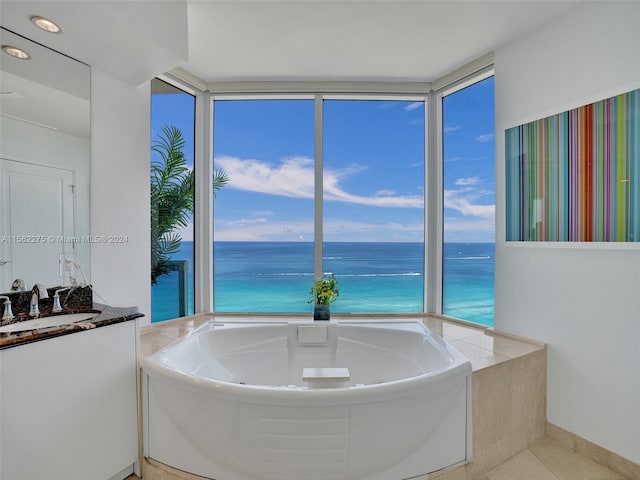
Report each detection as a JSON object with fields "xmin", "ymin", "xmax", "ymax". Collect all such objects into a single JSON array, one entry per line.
[{"xmin": 0, "ymin": 260, "xmax": 10, "ymax": 266}]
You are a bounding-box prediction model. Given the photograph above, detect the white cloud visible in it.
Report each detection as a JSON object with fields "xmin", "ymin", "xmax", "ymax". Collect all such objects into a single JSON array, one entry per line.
[
  {"xmin": 324, "ymin": 175, "xmax": 422, "ymax": 207},
  {"xmin": 216, "ymin": 155, "xmax": 424, "ymax": 208},
  {"xmin": 475, "ymin": 133, "xmax": 495, "ymax": 143},
  {"xmin": 404, "ymin": 102, "xmax": 423, "ymax": 112},
  {"xmin": 443, "ymin": 218, "xmax": 495, "ymax": 242},
  {"xmin": 455, "ymin": 177, "xmax": 482, "ymax": 186},
  {"xmin": 375, "ymin": 189, "xmax": 397, "ymax": 196},
  {"xmin": 213, "ymin": 216, "xmax": 427, "ymax": 242},
  {"xmin": 214, "ymin": 219, "xmax": 314, "ymax": 242},
  {"xmin": 173, "ymin": 223, "xmax": 194, "ymax": 242},
  {"xmin": 251, "ymin": 210, "xmax": 274, "ymax": 217},
  {"xmin": 232, "ymin": 217, "xmax": 268, "ymax": 225},
  {"xmin": 215, "ymin": 155, "xmax": 315, "ymax": 199},
  {"xmin": 444, "ymin": 218, "xmax": 495, "ymax": 232},
  {"xmin": 444, "ymin": 125, "xmax": 461, "ymax": 133},
  {"xmin": 323, "ymin": 218, "xmax": 424, "ymax": 242},
  {"xmin": 444, "ymin": 189, "xmax": 494, "ymax": 218}
]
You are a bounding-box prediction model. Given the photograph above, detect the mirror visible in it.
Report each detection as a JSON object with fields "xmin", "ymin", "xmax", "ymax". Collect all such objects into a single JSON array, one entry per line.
[{"xmin": 0, "ymin": 28, "xmax": 90, "ymax": 293}]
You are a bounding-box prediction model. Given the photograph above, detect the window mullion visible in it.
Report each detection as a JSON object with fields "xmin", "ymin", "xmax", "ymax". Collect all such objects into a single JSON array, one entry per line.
[
  {"xmin": 314, "ymin": 95, "xmax": 324, "ymax": 280},
  {"xmin": 425, "ymin": 90, "xmax": 443, "ymax": 315},
  {"xmin": 433, "ymin": 91, "xmax": 444, "ymax": 315},
  {"xmin": 194, "ymin": 91, "xmax": 213, "ymax": 313}
]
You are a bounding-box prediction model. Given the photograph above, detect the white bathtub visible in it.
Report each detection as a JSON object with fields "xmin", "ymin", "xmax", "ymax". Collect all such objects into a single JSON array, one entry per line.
[{"xmin": 143, "ymin": 320, "xmax": 472, "ymax": 480}]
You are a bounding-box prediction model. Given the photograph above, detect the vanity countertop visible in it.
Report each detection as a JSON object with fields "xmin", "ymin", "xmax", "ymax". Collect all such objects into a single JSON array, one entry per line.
[{"xmin": 0, "ymin": 304, "xmax": 143, "ymax": 350}]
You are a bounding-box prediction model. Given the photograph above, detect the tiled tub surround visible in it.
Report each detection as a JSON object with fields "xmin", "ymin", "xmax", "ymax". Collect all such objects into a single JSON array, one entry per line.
[{"xmin": 138, "ymin": 315, "xmax": 545, "ymax": 480}]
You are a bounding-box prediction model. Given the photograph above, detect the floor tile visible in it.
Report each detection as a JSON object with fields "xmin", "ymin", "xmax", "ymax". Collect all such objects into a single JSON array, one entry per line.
[
  {"xmin": 486, "ymin": 449, "xmax": 559, "ymax": 480},
  {"xmin": 530, "ymin": 443, "xmax": 625, "ymax": 480}
]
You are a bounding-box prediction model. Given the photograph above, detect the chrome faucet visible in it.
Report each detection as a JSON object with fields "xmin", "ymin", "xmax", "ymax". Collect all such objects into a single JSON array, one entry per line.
[
  {"xmin": 0, "ymin": 296, "xmax": 14, "ymax": 322},
  {"xmin": 52, "ymin": 287, "xmax": 72, "ymax": 313},
  {"xmin": 29, "ymin": 284, "xmax": 49, "ymax": 318}
]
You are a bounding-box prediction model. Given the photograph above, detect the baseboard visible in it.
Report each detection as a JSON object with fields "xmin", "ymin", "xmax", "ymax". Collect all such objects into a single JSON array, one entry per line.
[{"xmin": 546, "ymin": 422, "xmax": 640, "ymax": 480}]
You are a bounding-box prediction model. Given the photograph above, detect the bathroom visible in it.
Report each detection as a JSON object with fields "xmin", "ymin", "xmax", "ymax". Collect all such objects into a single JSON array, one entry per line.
[{"xmin": 0, "ymin": 1, "xmax": 639, "ymax": 480}]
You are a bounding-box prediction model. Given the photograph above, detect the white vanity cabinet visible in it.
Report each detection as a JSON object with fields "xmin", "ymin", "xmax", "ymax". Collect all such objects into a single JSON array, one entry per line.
[{"xmin": 0, "ymin": 321, "xmax": 138, "ymax": 480}]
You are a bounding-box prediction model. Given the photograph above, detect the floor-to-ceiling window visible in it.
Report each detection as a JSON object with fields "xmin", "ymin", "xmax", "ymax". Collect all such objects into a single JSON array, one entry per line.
[
  {"xmin": 150, "ymin": 78, "xmax": 196, "ymax": 322},
  {"xmin": 441, "ymin": 75, "xmax": 495, "ymax": 326},
  {"xmin": 212, "ymin": 99, "xmax": 315, "ymax": 312},
  {"xmin": 210, "ymin": 96, "xmax": 426, "ymax": 314},
  {"xmin": 323, "ymin": 99, "xmax": 425, "ymax": 312}
]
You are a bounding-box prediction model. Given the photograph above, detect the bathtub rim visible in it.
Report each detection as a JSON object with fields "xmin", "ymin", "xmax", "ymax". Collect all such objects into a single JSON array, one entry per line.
[{"xmin": 142, "ymin": 319, "xmax": 472, "ymax": 406}]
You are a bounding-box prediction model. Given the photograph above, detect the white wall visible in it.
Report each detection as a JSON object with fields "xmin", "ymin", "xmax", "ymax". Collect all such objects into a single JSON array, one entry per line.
[
  {"xmin": 90, "ymin": 69, "xmax": 151, "ymax": 321},
  {"xmin": 495, "ymin": 2, "xmax": 640, "ymax": 464}
]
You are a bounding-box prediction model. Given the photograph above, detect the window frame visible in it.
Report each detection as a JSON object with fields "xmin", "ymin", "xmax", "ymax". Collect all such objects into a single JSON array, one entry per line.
[
  {"xmin": 210, "ymin": 93, "xmax": 428, "ymax": 313},
  {"xmin": 150, "ymin": 75, "xmax": 198, "ymax": 321},
  {"xmin": 436, "ymin": 67, "xmax": 495, "ymax": 322},
  {"xmin": 152, "ymin": 63, "xmax": 494, "ymax": 324}
]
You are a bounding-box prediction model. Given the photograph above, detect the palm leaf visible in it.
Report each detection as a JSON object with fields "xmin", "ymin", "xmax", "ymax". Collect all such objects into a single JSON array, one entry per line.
[{"xmin": 151, "ymin": 124, "xmax": 228, "ymax": 283}]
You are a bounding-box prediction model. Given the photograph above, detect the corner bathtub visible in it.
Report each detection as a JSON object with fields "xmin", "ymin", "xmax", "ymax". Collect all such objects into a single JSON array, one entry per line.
[{"xmin": 143, "ymin": 320, "xmax": 472, "ymax": 480}]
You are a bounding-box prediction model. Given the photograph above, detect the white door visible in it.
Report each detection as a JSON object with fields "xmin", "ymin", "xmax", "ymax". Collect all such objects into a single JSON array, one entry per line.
[{"xmin": 0, "ymin": 159, "xmax": 75, "ymax": 291}]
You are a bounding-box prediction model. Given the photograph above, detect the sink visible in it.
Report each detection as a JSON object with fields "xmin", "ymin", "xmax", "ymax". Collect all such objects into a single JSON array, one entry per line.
[{"xmin": 0, "ymin": 313, "xmax": 98, "ymax": 334}]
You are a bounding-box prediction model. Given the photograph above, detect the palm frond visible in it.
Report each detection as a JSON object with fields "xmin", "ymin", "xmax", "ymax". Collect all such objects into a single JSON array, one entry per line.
[{"xmin": 151, "ymin": 124, "xmax": 228, "ymax": 284}]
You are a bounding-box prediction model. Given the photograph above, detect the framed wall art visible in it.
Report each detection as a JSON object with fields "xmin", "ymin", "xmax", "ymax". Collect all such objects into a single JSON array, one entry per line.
[{"xmin": 506, "ymin": 88, "xmax": 639, "ymax": 242}]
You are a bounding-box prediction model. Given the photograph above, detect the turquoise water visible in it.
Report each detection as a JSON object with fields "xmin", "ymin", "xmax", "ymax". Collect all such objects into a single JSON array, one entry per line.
[{"xmin": 151, "ymin": 241, "xmax": 494, "ymax": 326}]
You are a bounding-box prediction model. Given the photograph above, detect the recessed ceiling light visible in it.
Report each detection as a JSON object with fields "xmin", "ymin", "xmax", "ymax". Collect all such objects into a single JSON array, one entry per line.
[
  {"xmin": 31, "ymin": 15, "xmax": 63, "ymax": 34},
  {"xmin": 1, "ymin": 45, "xmax": 31, "ymax": 60}
]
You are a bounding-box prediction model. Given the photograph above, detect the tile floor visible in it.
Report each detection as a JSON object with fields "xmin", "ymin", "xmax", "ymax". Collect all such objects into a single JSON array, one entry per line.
[
  {"xmin": 126, "ymin": 441, "xmax": 628, "ymax": 480},
  {"xmin": 479, "ymin": 441, "xmax": 627, "ymax": 480}
]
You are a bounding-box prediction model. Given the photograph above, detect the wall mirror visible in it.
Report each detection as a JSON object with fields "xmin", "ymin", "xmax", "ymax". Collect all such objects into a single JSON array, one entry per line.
[{"xmin": 0, "ymin": 28, "xmax": 90, "ymax": 293}]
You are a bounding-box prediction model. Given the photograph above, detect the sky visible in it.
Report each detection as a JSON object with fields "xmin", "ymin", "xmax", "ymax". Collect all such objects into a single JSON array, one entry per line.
[{"xmin": 151, "ymin": 76, "xmax": 495, "ymax": 243}]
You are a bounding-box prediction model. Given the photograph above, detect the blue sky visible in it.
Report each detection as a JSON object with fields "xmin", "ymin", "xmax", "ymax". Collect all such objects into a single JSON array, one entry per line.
[
  {"xmin": 151, "ymin": 77, "xmax": 495, "ymax": 243},
  {"xmin": 442, "ymin": 76, "xmax": 495, "ymax": 241}
]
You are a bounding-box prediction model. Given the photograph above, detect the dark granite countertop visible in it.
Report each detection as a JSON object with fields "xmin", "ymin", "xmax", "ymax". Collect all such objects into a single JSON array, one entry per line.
[{"xmin": 0, "ymin": 303, "xmax": 143, "ymax": 350}]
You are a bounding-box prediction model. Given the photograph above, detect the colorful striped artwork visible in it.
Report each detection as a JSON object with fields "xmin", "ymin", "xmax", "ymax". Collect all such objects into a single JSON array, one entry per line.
[{"xmin": 506, "ymin": 88, "xmax": 640, "ymax": 242}]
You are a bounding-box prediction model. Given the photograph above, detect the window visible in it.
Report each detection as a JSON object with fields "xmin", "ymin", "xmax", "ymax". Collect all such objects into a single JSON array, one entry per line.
[
  {"xmin": 323, "ymin": 99, "xmax": 425, "ymax": 312},
  {"xmin": 441, "ymin": 76, "xmax": 495, "ymax": 326},
  {"xmin": 149, "ymin": 68, "xmax": 495, "ymax": 326},
  {"xmin": 212, "ymin": 99, "xmax": 315, "ymax": 312},
  {"xmin": 150, "ymin": 78, "xmax": 196, "ymax": 322},
  {"xmin": 210, "ymin": 97, "xmax": 425, "ymax": 314}
]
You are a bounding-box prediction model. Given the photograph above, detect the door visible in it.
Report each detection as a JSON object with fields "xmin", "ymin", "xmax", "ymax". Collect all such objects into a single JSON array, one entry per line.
[{"xmin": 0, "ymin": 159, "xmax": 75, "ymax": 291}]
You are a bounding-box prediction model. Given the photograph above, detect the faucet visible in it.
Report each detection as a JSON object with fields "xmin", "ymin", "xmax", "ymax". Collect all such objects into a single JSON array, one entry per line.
[
  {"xmin": 0, "ymin": 296, "xmax": 14, "ymax": 322},
  {"xmin": 52, "ymin": 287, "xmax": 72, "ymax": 313},
  {"xmin": 29, "ymin": 284, "xmax": 49, "ymax": 318}
]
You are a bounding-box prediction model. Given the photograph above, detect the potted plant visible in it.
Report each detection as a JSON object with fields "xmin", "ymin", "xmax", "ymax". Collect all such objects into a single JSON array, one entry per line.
[{"xmin": 308, "ymin": 274, "xmax": 339, "ymax": 320}]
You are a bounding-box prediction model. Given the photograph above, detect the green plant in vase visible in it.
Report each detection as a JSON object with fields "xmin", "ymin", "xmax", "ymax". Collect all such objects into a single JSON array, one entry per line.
[{"xmin": 308, "ymin": 274, "xmax": 339, "ymax": 320}]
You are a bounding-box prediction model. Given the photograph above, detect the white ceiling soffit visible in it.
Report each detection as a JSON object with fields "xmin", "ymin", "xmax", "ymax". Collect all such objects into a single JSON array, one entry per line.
[
  {"xmin": 0, "ymin": 1, "xmax": 189, "ymax": 86},
  {"xmin": 186, "ymin": 0, "xmax": 581, "ymax": 84}
]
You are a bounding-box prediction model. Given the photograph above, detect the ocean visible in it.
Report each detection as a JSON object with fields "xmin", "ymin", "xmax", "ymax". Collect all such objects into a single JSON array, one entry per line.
[{"xmin": 152, "ymin": 241, "xmax": 495, "ymax": 326}]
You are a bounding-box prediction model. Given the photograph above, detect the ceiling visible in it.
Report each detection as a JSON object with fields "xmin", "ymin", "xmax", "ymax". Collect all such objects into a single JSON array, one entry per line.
[
  {"xmin": 186, "ymin": 1, "xmax": 581, "ymax": 83},
  {"xmin": 0, "ymin": 1, "xmax": 581, "ymax": 86}
]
